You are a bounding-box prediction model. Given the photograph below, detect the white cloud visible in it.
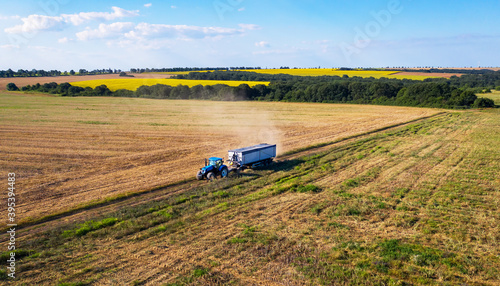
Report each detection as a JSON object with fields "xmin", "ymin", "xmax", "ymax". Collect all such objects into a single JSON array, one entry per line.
[
  {"xmin": 4, "ymin": 7, "xmax": 139, "ymax": 34},
  {"xmin": 0, "ymin": 44, "xmax": 20, "ymax": 49},
  {"xmin": 252, "ymin": 47, "xmax": 307, "ymax": 55},
  {"xmin": 5, "ymin": 14, "xmax": 66, "ymax": 33},
  {"xmin": 316, "ymin": 40, "xmax": 331, "ymax": 45},
  {"xmin": 171, "ymin": 6, "xmax": 177, "ymax": 9},
  {"xmin": 76, "ymin": 22, "xmax": 135, "ymax": 41},
  {"xmin": 238, "ymin": 7, "xmax": 245, "ymax": 12},
  {"xmin": 255, "ymin": 41, "xmax": 270, "ymax": 48},
  {"xmin": 125, "ymin": 23, "xmax": 247, "ymax": 41},
  {"xmin": 73, "ymin": 21, "xmax": 261, "ymax": 52},
  {"xmin": 58, "ymin": 37, "xmax": 70, "ymax": 43},
  {"xmin": 144, "ymin": 3, "xmax": 152, "ymax": 8},
  {"xmin": 0, "ymin": 15, "xmax": 21, "ymax": 20},
  {"xmin": 238, "ymin": 23, "xmax": 260, "ymax": 30},
  {"xmin": 115, "ymin": 38, "xmax": 170, "ymax": 50},
  {"xmin": 252, "ymin": 49, "xmax": 285, "ymax": 55},
  {"xmin": 30, "ymin": 45, "xmax": 58, "ymax": 52},
  {"xmin": 63, "ymin": 7, "xmax": 139, "ymax": 26}
]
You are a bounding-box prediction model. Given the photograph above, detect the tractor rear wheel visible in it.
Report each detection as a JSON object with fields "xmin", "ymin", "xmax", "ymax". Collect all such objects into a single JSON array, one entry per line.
[
  {"xmin": 207, "ymin": 172, "xmax": 215, "ymax": 181},
  {"xmin": 220, "ymin": 167, "xmax": 228, "ymax": 178}
]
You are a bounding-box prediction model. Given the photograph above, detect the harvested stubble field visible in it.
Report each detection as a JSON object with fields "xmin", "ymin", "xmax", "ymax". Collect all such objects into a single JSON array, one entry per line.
[
  {"xmin": 394, "ymin": 71, "xmax": 463, "ymax": 79},
  {"xmin": 1, "ymin": 103, "xmax": 499, "ymax": 285},
  {"xmin": 0, "ymin": 92, "xmax": 437, "ymax": 224}
]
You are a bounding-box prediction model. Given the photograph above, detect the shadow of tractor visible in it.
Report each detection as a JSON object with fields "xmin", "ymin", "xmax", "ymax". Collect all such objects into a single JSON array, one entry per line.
[{"xmin": 252, "ymin": 158, "xmax": 305, "ymax": 172}]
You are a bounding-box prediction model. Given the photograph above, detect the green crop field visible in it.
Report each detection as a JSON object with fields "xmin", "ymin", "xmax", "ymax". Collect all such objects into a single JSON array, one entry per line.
[
  {"xmin": 481, "ymin": 90, "xmax": 500, "ymax": 105},
  {"xmin": 1, "ymin": 91, "xmax": 498, "ymax": 285}
]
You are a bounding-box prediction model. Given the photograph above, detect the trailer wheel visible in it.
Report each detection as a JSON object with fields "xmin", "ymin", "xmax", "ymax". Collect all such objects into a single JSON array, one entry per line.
[
  {"xmin": 207, "ymin": 172, "xmax": 215, "ymax": 181},
  {"xmin": 231, "ymin": 168, "xmax": 241, "ymax": 178},
  {"xmin": 220, "ymin": 167, "xmax": 228, "ymax": 178},
  {"xmin": 196, "ymin": 171, "xmax": 203, "ymax": 180}
]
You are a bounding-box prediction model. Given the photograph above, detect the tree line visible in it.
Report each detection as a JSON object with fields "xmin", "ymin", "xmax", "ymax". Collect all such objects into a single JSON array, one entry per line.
[
  {"xmin": 8, "ymin": 78, "xmax": 496, "ymax": 109},
  {"xmin": 129, "ymin": 67, "xmax": 229, "ymax": 73},
  {"xmin": 0, "ymin": 69, "xmax": 122, "ymax": 78},
  {"xmin": 0, "ymin": 67, "xmax": 264, "ymax": 77},
  {"xmin": 129, "ymin": 67, "xmax": 266, "ymax": 73}
]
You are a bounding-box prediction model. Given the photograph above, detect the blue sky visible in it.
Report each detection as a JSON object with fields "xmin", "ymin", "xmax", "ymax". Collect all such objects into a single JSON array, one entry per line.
[{"xmin": 0, "ymin": 0, "xmax": 499, "ymax": 70}]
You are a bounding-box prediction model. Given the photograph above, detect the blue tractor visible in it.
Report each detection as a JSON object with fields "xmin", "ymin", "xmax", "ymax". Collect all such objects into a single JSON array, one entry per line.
[{"xmin": 196, "ymin": 157, "xmax": 229, "ymax": 180}]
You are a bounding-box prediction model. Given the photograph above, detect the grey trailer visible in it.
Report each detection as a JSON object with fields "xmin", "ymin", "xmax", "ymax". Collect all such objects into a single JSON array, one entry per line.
[{"xmin": 227, "ymin": 143, "xmax": 276, "ymax": 168}]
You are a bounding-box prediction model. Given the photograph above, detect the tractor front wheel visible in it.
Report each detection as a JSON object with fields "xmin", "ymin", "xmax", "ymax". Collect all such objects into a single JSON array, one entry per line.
[{"xmin": 196, "ymin": 171, "xmax": 204, "ymax": 180}]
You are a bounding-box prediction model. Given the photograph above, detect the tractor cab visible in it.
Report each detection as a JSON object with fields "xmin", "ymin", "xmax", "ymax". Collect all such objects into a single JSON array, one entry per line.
[
  {"xmin": 208, "ymin": 157, "xmax": 223, "ymax": 168},
  {"xmin": 197, "ymin": 157, "xmax": 229, "ymax": 180}
]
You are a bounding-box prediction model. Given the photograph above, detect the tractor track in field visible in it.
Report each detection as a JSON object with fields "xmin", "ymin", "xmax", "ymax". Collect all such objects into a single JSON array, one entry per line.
[{"xmin": 0, "ymin": 112, "xmax": 448, "ymax": 243}]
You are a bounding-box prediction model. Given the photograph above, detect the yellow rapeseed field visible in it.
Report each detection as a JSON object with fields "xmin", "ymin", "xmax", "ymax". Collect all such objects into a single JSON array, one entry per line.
[
  {"xmin": 237, "ymin": 68, "xmax": 441, "ymax": 80},
  {"xmin": 238, "ymin": 68, "xmax": 396, "ymax": 77},
  {"xmin": 138, "ymin": 69, "xmax": 445, "ymax": 80},
  {"xmin": 70, "ymin": 78, "xmax": 270, "ymax": 91}
]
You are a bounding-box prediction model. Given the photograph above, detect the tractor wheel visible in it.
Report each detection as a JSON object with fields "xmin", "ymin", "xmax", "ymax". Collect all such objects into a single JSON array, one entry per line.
[
  {"xmin": 220, "ymin": 167, "xmax": 228, "ymax": 178},
  {"xmin": 196, "ymin": 171, "xmax": 204, "ymax": 180},
  {"xmin": 207, "ymin": 172, "xmax": 215, "ymax": 181}
]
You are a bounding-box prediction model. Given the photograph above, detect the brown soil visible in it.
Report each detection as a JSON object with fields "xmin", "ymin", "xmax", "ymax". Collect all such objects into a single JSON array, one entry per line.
[
  {"xmin": 396, "ymin": 71, "xmax": 463, "ymax": 78},
  {"xmin": 392, "ymin": 67, "xmax": 500, "ymax": 71}
]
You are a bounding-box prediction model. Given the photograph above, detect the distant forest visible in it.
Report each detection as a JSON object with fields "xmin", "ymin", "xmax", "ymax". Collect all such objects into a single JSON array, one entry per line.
[
  {"xmin": 0, "ymin": 68, "xmax": 122, "ymax": 77},
  {"xmin": 8, "ymin": 69, "xmax": 499, "ymax": 109},
  {"xmin": 0, "ymin": 67, "xmax": 259, "ymax": 78}
]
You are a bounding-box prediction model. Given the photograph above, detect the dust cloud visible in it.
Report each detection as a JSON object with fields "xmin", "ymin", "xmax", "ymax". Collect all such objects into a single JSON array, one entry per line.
[
  {"xmin": 229, "ymin": 107, "xmax": 283, "ymax": 155},
  {"xmin": 192, "ymin": 101, "xmax": 284, "ymax": 158}
]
